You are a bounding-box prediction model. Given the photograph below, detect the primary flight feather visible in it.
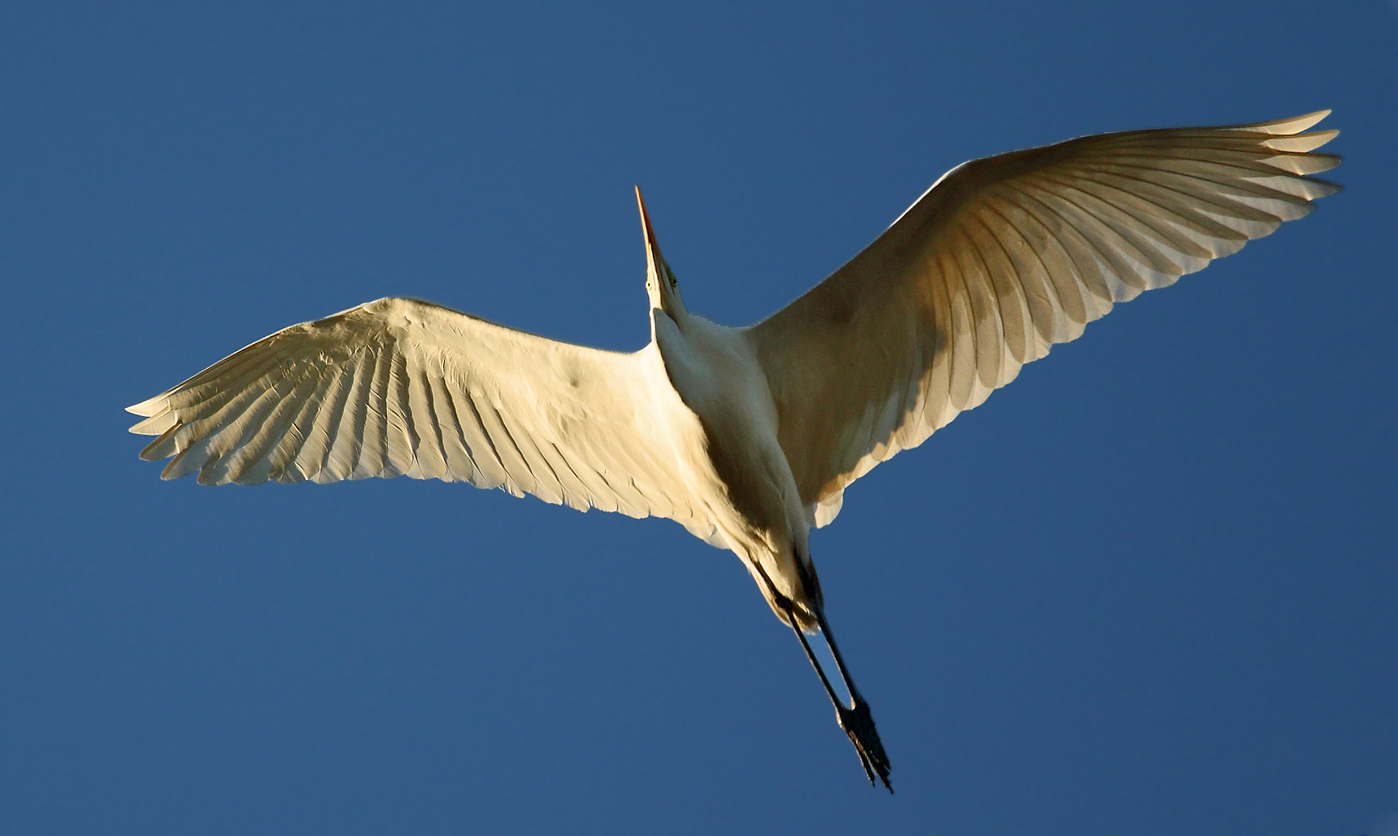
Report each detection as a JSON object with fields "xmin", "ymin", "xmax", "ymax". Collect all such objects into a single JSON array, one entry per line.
[{"xmin": 129, "ymin": 111, "xmax": 1341, "ymax": 789}]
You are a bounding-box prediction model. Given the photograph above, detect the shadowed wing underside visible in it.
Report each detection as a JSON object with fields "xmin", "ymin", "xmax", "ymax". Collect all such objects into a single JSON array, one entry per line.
[{"xmin": 751, "ymin": 112, "xmax": 1341, "ymax": 526}]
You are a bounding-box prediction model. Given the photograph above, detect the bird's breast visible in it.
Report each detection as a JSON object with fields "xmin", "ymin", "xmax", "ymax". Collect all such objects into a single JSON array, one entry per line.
[{"xmin": 653, "ymin": 315, "xmax": 810, "ymax": 571}]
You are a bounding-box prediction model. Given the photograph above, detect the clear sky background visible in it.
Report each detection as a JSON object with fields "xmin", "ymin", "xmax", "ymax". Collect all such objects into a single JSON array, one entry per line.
[{"xmin": 2, "ymin": 1, "xmax": 1395, "ymax": 834}]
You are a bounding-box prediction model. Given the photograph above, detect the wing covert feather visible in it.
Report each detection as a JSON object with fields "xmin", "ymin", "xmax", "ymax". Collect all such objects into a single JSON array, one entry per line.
[{"xmin": 751, "ymin": 112, "xmax": 1340, "ymax": 527}]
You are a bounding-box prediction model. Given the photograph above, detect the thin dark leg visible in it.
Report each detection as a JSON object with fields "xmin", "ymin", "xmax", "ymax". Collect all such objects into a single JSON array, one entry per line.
[
  {"xmin": 812, "ymin": 607, "xmax": 892, "ymax": 791},
  {"xmin": 812, "ymin": 608, "xmax": 865, "ymax": 707},
  {"xmin": 749, "ymin": 561, "xmax": 893, "ymax": 791},
  {"xmin": 787, "ymin": 608, "xmax": 845, "ymax": 710}
]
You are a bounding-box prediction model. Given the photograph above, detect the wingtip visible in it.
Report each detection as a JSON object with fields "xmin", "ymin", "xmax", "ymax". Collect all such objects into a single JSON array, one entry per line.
[
  {"xmin": 1262, "ymin": 126, "xmax": 1340, "ymax": 153},
  {"xmin": 1256, "ymin": 109, "xmax": 1333, "ymax": 135}
]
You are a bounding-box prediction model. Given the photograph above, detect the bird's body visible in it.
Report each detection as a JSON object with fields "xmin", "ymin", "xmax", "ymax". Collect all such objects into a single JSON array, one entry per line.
[
  {"xmin": 129, "ymin": 112, "xmax": 1341, "ymax": 790},
  {"xmin": 647, "ymin": 251, "xmax": 823, "ymax": 629}
]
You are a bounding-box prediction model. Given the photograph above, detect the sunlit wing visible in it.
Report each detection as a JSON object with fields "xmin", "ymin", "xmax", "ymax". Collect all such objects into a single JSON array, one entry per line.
[
  {"xmin": 129, "ymin": 297, "xmax": 711, "ymax": 531},
  {"xmin": 751, "ymin": 112, "xmax": 1341, "ymax": 527}
]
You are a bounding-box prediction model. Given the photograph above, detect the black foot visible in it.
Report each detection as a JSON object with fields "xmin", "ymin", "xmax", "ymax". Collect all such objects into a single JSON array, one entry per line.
[{"xmin": 837, "ymin": 696, "xmax": 892, "ymax": 792}]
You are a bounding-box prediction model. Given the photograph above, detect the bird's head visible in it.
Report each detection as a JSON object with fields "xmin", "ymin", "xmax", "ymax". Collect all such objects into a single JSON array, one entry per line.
[{"xmin": 635, "ymin": 187, "xmax": 688, "ymax": 323}]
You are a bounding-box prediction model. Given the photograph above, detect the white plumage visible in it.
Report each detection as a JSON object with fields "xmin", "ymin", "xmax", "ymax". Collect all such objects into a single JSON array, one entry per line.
[{"xmin": 130, "ymin": 111, "xmax": 1341, "ymax": 789}]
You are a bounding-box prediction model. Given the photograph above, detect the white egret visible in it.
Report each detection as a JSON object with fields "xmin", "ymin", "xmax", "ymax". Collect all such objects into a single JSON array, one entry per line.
[{"xmin": 128, "ymin": 112, "xmax": 1340, "ymax": 790}]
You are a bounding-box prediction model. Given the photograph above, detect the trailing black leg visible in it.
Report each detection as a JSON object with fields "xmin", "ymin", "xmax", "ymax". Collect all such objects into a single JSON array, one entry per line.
[
  {"xmin": 748, "ymin": 559, "xmax": 892, "ymax": 790},
  {"xmin": 812, "ymin": 607, "xmax": 891, "ymax": 791}
]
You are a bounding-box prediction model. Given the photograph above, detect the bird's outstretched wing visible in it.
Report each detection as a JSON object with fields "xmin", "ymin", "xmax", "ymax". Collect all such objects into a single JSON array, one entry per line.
[
  {"xmin": 129, "ymin": 297, "xmax": 709, "ymax": 530},
  {"xmin": 750, "ymin": 112, "xmax": 1340, "ymax": 526}
]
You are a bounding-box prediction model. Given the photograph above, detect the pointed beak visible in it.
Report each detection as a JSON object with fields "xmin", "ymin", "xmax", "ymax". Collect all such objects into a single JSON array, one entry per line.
[
  {"xmin": 634, "ymin": 187, "xmax": 687, "ymax": 321},
  {"xmin": 635, "ymin": 185, "xmax": 663, "ymax": 273}
]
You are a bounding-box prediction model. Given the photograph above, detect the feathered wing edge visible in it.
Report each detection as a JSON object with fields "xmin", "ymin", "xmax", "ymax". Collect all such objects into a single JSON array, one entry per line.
[
  {"xmin": 750, "ymin": 112, "xmax": 1341, "ymax": 528},
  {"xmin": 128, "ymin": 297, "xmax": 715, "ymax": 537}
]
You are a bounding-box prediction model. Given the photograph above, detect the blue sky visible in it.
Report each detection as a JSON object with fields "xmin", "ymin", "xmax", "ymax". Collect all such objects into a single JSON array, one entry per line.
[{"xmin": 2, "ymin": 1, "xmax": 1395, "ymax": 833}]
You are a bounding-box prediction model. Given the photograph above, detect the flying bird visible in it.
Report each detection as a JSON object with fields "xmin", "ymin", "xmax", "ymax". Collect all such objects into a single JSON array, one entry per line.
[{"xmin": 128, "ymin": 111, "xmax": 1341, "ymax": 790}]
